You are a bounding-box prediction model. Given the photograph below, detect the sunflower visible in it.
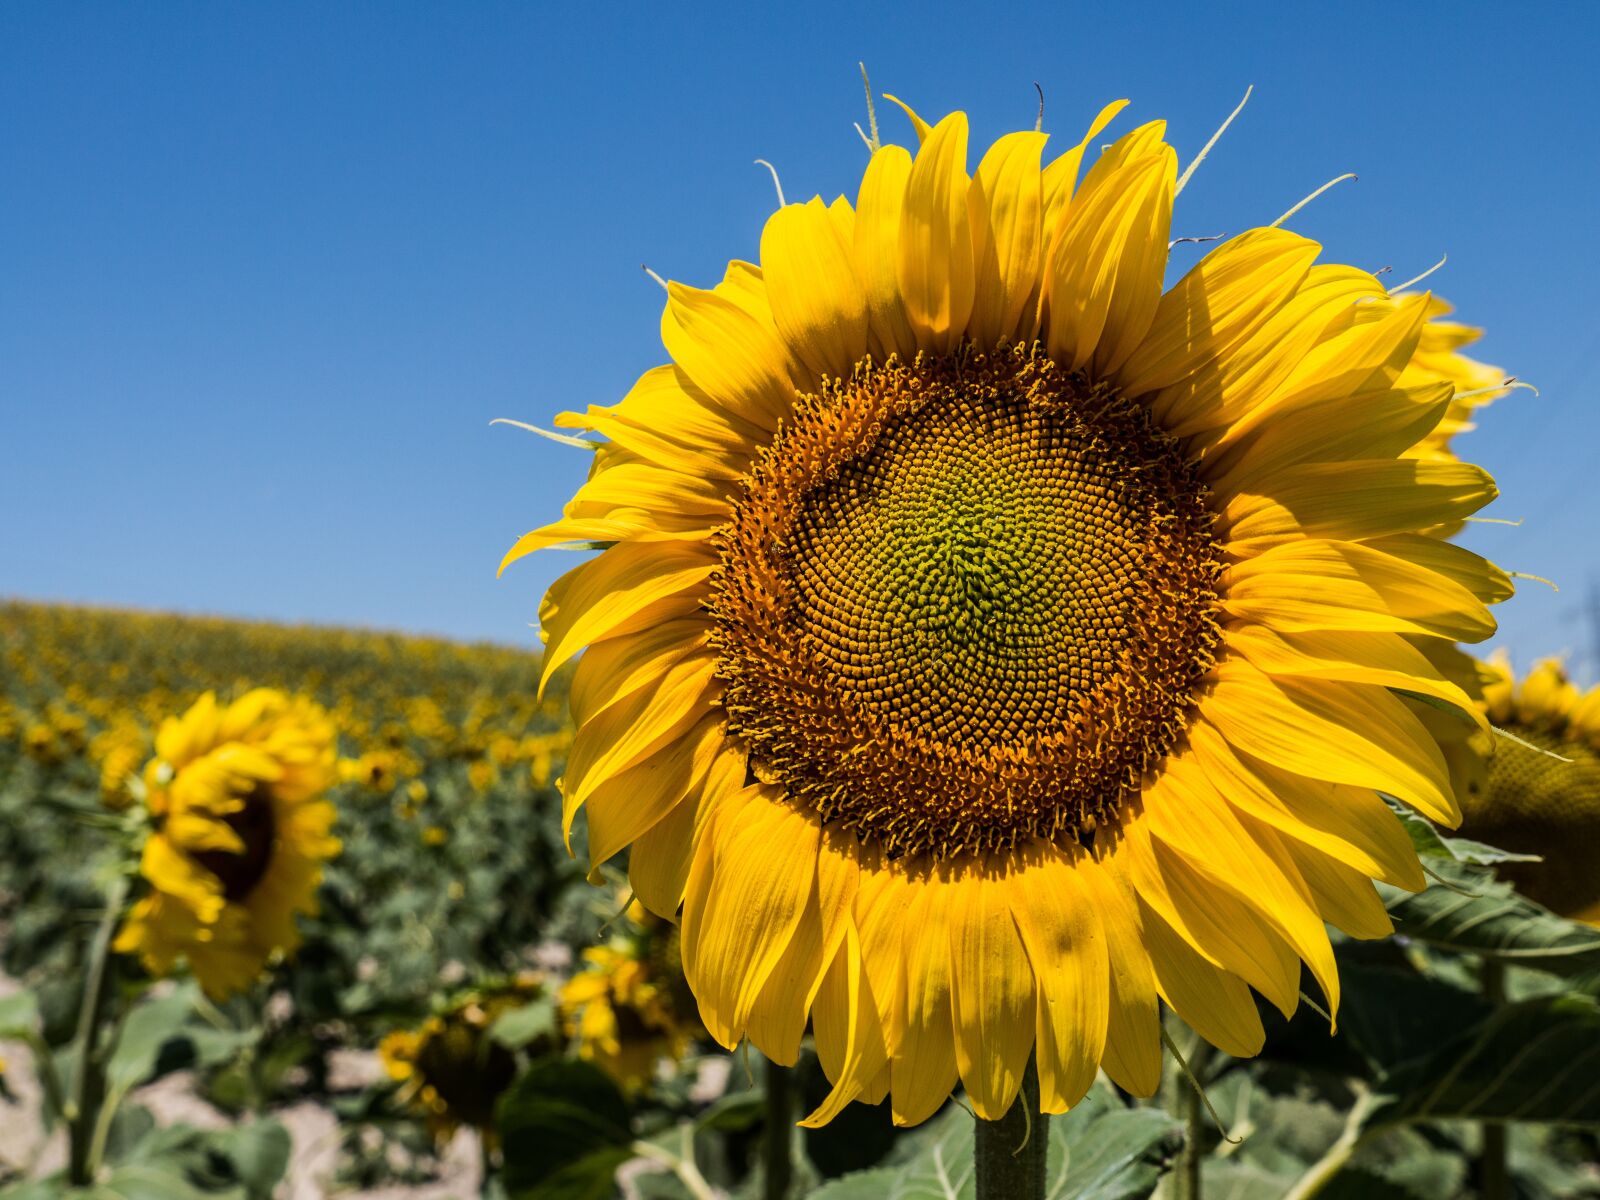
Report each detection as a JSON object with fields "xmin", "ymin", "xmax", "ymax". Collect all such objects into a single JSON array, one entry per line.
[
  {"xmin": 114, "ymin": 689, "xmax": 341, "ymax": 999},
  {"xmin": 1397, "ymin": 296, "xmax": 1508, "ymax": 463},
  {"xmin": 1457, "ymin": 657, "xmax": 1600, "ymax": 923},
  {"xmin": 379, "ymin": 979, "xmax": 548, "ymax": 1140},
  {"xmin": 501, "ymin": 97, "xmax": 1509, "ymax": 1125},
  {"xmin": 559, "ymin": 901, "xmax": 699, "ymax": 1091}
]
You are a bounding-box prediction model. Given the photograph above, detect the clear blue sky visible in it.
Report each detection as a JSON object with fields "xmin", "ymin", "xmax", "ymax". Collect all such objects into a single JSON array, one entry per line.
[{"xmin": 4, "ymin": 2, "xmax": 1598, "ymax": 675}]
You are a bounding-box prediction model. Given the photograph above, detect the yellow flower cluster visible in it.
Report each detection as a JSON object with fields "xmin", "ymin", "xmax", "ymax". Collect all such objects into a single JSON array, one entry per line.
[{"xmin": 1, "ymin": 600, "xmax": 574, "ymax": 815}]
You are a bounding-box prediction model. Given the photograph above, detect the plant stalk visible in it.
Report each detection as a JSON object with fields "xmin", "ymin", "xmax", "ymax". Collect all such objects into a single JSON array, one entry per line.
[
  {"xmin": 763, "ymin": 1055, "xmax": 794, "ymax": 1200},
  {"xmin": 67, "ymin": 875, "xmax": 128, "ymax": 1187},
  {"xmin": 974, "ymin": 1057, "xmax": 1048, "ymax": 1200},
  {"xmin": 1175, "ymin": 1040, "xmax": 1216, "ymax": 1200},
  {"xmin": 1480, "ymin": 958, "xmax": 1508, "ymax": 1200}
]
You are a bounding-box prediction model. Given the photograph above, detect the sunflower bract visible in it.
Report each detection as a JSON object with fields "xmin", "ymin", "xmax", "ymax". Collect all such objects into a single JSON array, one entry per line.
[{"xmin": 502, "ymin": 98, "xmax": 1509, "ymax": 1126}]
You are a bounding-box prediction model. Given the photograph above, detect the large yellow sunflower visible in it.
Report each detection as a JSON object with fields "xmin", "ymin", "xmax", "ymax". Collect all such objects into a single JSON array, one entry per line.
[
  {"xmin": 1459, "ymin": 657, "xmax": 1600, "ymax": 924},
  {"xmin": 114, "ymin": 689, "xmax": 341, "ymax": 999},
  {"xmin": 501, "ymin": 97, "xmax": 1509, "ymax": 1126}
]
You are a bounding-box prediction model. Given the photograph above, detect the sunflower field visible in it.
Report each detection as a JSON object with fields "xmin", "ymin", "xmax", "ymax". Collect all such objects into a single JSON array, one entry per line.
[{"xmin": 7, "ymin": 76, "xmax": 1600, "ymax": 1200}]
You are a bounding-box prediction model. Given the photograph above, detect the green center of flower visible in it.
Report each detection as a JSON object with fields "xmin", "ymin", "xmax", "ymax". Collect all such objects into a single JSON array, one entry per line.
[{"xmin": 711, "ymin": 346, "xmax": 1224, "ymax": 860}]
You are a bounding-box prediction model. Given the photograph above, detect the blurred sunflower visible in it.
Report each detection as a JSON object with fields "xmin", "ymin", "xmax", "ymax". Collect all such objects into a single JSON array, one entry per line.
[
  {"xmin": 502, "ymin": 97, "xmax": 1508, "ymax": 1125},
  {"xmin": 114, "ymin": 689, "xmax": 341, "ymax": 998},
  {"xmin": 1459, "ymin": 657, "xmax": 1600, "ymax": 923},
  {"xmin": 560, "ymin": 903, "xmax": 699, "ymax": 1091},
  {"xmin": 379, "ymin": 980, "xmax": 549, "ymax": 1141}
]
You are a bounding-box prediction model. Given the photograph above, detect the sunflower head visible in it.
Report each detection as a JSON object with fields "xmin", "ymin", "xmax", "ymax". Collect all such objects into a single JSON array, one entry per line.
[
  {"xmin": 504, "ymin": 95, "xmax": 1510, "ymax": 1125},
  {"xmin": 381, "ymin": 978, "xmax": 549, "ymax": 1138},
  {"xmin": 113, "ymin": 689, "xmax": 341, "ymax": 999},
  {"xmin": 1459, "ymin": 657, "xmax": 1600, "ymax": 923},
  {"xmin": 559, "ymin": 919, "xmax": 698, "ymax": 1093}
]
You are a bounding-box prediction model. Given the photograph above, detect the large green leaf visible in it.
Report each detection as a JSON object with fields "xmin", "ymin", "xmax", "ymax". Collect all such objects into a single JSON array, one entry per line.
[
  {"xmin": 0, "ymin": 989, "xmax": 41, "ymax": 1040},
  {"xmin": 818, "ymin": 1091, "xmax": 1177, "ymax": 1200},
  {"xmin": 105, "ymin": 984, "xmax": 202, "ymax": 1093},
  {"xmin": 1380, "ymin": 858, "xmax": 1600, "ymax": 978},
  {"xmin": 1045, "ymin": 1091, "xmax": 1180, "ymax": 1200},
  {"xmin": 1368, "ymin": 992, "xmax": 1600, "ymax": 1129},
  {"xmin": 496, "ymin": 1058, "xmax": 633, "ymax": 1200}
]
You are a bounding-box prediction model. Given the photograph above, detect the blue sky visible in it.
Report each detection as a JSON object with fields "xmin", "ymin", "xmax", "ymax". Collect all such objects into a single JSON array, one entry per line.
[{"xmin": 3, "ymin": 2, "xmax": 1598, "ymax": 675}]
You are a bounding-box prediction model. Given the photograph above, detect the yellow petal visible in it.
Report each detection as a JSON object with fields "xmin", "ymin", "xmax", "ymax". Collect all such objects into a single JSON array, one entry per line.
[
  {"xmin": 881, "ymin": 93, "xmax": 932, "ymax": 142},
  {"xmin": 1363, "ymin": 534, "xmax": 1514, "ymax": 606},
  {"xmin": 1124, "ymin": 817, "xmax": 1300, "ymax": 1016},
  {"xmin": 890, "ymin": 873, "xmax": 960, "ymax": 1126},
  {"xmin": 947, "ymin": 865, "xmax": 1036, "ymax": 1120},
  {"xmin": 1042, "ymin": 147, "xmax": 1175, "ymax": 373},
  {"xmin": 1081, "ymin": 842, "xmax": 1163, "ymax": 1096},
  {"xmin": 853, "ymin": 145, "xmax": 918, "ymax": 360},
  {"xmin": 628, "ymin": 738, "xmax": 745, "ymax": 919},
  {"xmin": 569, "ymin": 618, "xmax": 710, "ymax": 727},
  {"xmin": 1206, "ymin": 382, "xmax": 1453, "ymax": 496},
  {"xmin": 1139, "ymin": 893, "xmax": 1265, "ymax": 1058},
  {"xmin": 1204, "ymin": 657, "xmax": 1457, "ymax": 825},
  {"xmin": 583, "ymin": 711, "xmax": 726, "ymax": 870},
  {"xmin": 1040, "ymin": 100, "xmax": 1130, "ymax": 234},
  {"xmin": 1009, "ymin": 846, "xmax": 1109, "ymax": 1114},
  {"xmin": 1220, "ymin": 459, "xmax": 1497, "ymax": 547},
  {"xmin": 561, "ymin": 653, "xmax": 719, "ymax": 843},
  {"xmin": 537, "ymin": 540, "xmax": 718, "ymax": 690},
  {"xmin": 897, "ymin": 112, "xmax": 975, "ymax": 354},
  {"xmin": 1279, "ymin": 839, "xmax": 1395, "ymax": 939},
  {"xmin": 682, "ymin": 786, "xmax": 819, "ymax": 1047},
  {"xmin": 1146, "ymin": 762, "xmax": 1340, "ymax": 1019},
  {"xmin": 803, "ymin": 917, "xmax": 892, "ymax": 1127},
  {"xmin": 1224, "ymin": 623, "xmax": 1484, "ymax": 733},
  {"xmin": 1114, "ymin": 227, "xmax": 1320, "ymax": 397},
  {"xmin": 967, "ymin": 130, "xmax": 1048, "ymax": 349},
  {"xmin": 760, "ymin": 198, "xmax": 870, "ymax": 381},
  {"xmin": 1221, "ymin": 538, "xmax": 1496, "ymax": 643},
  {"xmin": 1150, "ymin": 264, "xmax": 1382, "ymax": 439},
  {"xmin": 661, "ymin": 281, "xmax": 796, "ymax": 429}
]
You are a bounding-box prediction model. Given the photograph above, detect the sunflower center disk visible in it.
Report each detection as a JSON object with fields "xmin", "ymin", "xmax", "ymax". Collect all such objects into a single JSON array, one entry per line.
[
  {"xmin": 1475, "ymin": 730, "xmax": 1600, "ymax": 917},
  {"xmin": 712, "ymin": 347, "xmax": 1224, "ymax": 860}
]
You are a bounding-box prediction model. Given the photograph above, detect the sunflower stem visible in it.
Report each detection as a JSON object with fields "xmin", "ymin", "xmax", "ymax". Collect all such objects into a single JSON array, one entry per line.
[
  {"xmin": 974, "ymin": 1057, "xmax": 1048, "ymax": 1200},
  {"xmin": 67, "ymin": 874, "xmax": 128, "ymax": 1187},
  {"xmin": 1480, "ymin": 959, "xmax": 1509, "ymax": 1200},
  {"xmin": 763, "ymin": 1054, "xmax": 795, "ymax": 1200},
  {"xmin": 1175, "ymin": 1039, "xmax": 1216, "ymax": 1200}
]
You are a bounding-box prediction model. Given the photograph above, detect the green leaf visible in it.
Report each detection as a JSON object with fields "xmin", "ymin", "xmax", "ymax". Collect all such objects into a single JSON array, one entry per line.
[
  {"xmin": 488, "ymin": 994, "xmax": 557, "ymax": 1049},
  {"xmin": 91, "ymin": 1163, "xmax": 229, "ymax": 1200},
  {"xmin": 206, "ymin": 1121, "xmax": 291, "ymax": 1200},
  {"xmin": 694, "ymin": 1090, "xmax": 764, "ymax": 1133},
  {"xmin": 1380, "ymin": 857, "xmax": 1600, "ymax": 978},
  {"xmin": 1381, "ymin": 798, "xmax": 1536, "ymax": 866},
  {"xmin": 809, "ymin": 1168, "xmax": 902, "ymax": 1199},
  {"xmin": 1368, "ymin": 992, "xmax": 1600, "ymax": 1128},
  {"xmin": 1044, "ymin": 1091, "xmax": 1180, "ymax": 1200},
  {"xmin": 880, "ymin": 1104, "xmax": 974, "ymax": 1199},
  {"xmin": 496, "ymin": 1058, "xmax": 632, "ymax": 1200},
  {"xmin": 105, "ymin": 984, "xmax": 201, "ymax": 1093},
  {"xmin": 0, "ymin": 988, "xmax": 41, "ymax": 1040}
]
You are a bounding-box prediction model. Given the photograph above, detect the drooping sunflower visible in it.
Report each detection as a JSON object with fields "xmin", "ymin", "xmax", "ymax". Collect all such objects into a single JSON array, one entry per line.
[
  {"xmin": 114, "ymin": 689, "xmax": 341, "ymax": 999},
  {"xmin": 501, "ymin": 97, "xmax": 1509, "ymax": 1125},
  {"xmin": 1458, "ymin": 657, "xmax": 1600, "ymax": 923},
  {"xmin": 379, "ymin": 978, "xmax": 550, "ymax": 1140},
  {"xmin": 1397, "ymin": 296, "xmax": 1509, "ymax": 463},
  {"xmin": 560, "ymin": 899, "xmax": 700, "ymax": 1091}
]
